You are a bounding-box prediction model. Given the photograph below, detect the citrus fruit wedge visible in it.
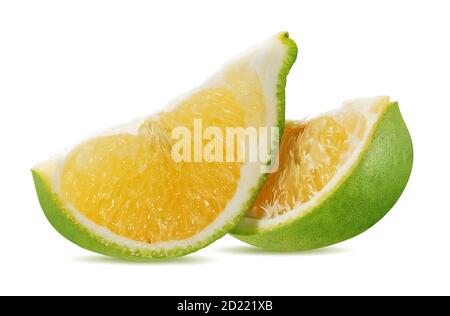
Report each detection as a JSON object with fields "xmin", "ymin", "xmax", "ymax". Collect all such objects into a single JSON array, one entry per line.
[
  {"xmin": 232, "ymin": 97, "xmax": 413, "ymax": 251},
  {"xmin": 32, "ymin": 33, "xmax": 298, "ymax": 260}
]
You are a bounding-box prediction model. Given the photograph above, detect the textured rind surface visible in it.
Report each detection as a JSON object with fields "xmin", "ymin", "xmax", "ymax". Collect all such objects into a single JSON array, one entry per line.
[
  {"xmin": 32, "ymin": 34, "xmax": 298, "ymax": 260},
  {"xmin": 232, "ymin": 102, "xmax": 413, "ymax": 251},
  {"xmin": 276, "ymin": 33, "xmax": 298, "ymax": 138}
]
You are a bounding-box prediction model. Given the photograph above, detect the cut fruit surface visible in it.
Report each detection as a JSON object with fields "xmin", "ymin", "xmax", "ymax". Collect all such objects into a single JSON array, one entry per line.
[
  {"xmin": 248, "ymin": 109, "xmax": 367, "ymax": 219},
  {"xmin": 61, "ymin": 85, "xmax": 258, "ymax": 244},
  {"xmin": 33, "ymin": 33, "xmax": 298, "ymax": 259},
  {"xmin": 232, "ymin": 97, "xmax": 413, "ymax": 251}
]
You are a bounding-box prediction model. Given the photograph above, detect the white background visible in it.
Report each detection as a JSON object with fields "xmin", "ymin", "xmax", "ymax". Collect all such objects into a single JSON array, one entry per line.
[{"xmin": 0, "ymin": 0, "xmax": 449, "ymax": 296}]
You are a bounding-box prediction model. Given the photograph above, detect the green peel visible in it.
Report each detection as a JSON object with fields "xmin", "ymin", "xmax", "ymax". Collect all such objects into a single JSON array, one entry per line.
[{"xmin": 232, "ymin": 102, "xmax": 413, "ymax": 251}]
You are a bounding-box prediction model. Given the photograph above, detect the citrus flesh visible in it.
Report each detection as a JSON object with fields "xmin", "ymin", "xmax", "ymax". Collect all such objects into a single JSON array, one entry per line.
[
  {"xmin": 33, "ymin": 33, "xmax": 298, "ymax": 259},
  {"xmin": 232, "ymin": 97, "xmax": 413, "ymax": 251},
  {"xmin": 61, "ymin": 73, "xmax": 263, "ymax": 244},
  {"xmin": 248, "ymin": 110, "xmax": 367, "ymax": 219}
]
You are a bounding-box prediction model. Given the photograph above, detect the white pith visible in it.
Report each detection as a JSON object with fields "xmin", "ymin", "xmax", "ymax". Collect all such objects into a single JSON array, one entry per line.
[
  {"xmin": 238, "ymin": 96, "xmax": 391, "ymax": 231},
  {"xmin": 34, "ymin": 34, "xmax": 290, "ymax": 252}
]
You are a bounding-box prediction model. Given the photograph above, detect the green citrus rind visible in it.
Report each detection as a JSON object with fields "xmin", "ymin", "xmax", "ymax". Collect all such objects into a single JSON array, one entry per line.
[
  {"xmin": 32, "ymin": 169, "xmax": 261, "ymax": 260},
  {"xmin": 231, "ymin": 102, "xmax": 413, "ymax": 251},
  {"xmin": 32, "ymin": 34, "xmax": 298, "ymax": 260}
]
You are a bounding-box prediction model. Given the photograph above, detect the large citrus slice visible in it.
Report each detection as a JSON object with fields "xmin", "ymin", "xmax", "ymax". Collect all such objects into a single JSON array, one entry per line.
[
  {"xmin": 32, "ymin": 33, "xmax": 298, "ymax": 260},
  {"xmin": 232, "ymin": 97, "xmax": 413, "ymax": 250}
]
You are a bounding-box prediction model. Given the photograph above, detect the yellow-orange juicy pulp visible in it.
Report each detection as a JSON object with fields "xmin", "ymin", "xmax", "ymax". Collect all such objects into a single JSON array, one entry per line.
[
  {"xmin": 248, "ymin": 111, "xmax": 367, "ymax": 219},
  {"xmin": 60, "ymin": 64, "xmax": 266, "ymax": 243}
]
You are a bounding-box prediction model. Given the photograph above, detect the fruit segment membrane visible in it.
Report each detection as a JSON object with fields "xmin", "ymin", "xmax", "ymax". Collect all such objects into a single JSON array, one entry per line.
[
  {"xmin": 60, "ymin": 63, "xmax": 267, "ymax": 243},
  {"xmin": 247, "ymin": 111, "xmax": 367, "ymax": 219}
]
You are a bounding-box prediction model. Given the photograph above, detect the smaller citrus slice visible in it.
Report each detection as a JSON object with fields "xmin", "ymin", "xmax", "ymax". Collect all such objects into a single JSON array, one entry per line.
[
  {"xmin": 232, "ymin": 97, "xmax": 413, "ymax": 251},
  {"xmin": 32, "ymin": 33, "xmax": 298, "ymax": 260}
]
